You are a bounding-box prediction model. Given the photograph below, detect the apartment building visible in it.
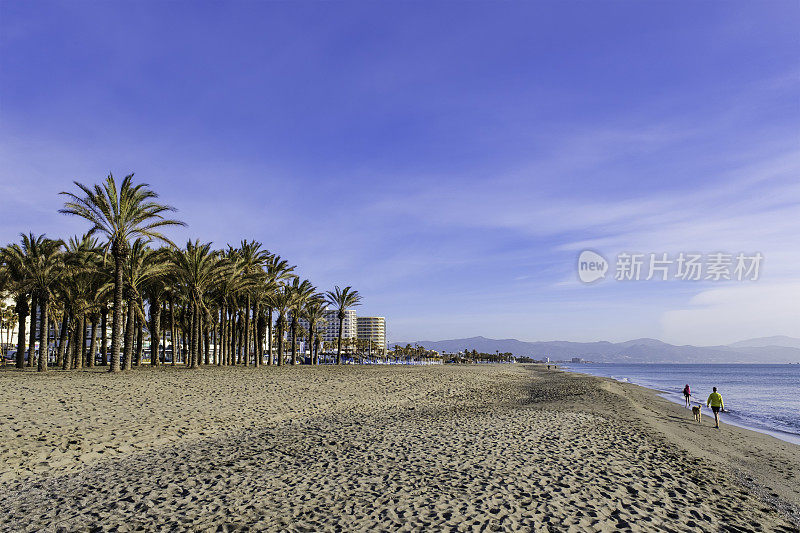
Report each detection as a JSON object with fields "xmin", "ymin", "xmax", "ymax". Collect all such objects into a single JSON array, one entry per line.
[{"xmin": 356, "ymin": 316, "xmax": 386, "ymax": 355}]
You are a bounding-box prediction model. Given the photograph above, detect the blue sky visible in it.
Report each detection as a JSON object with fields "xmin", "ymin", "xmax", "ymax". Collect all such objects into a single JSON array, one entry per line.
[{"xmin": 1, "ymin": 1, "xmax": 799, "ymax": 345}]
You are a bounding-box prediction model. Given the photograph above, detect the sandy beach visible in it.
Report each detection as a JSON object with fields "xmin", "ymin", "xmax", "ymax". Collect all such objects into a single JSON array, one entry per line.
[{"xmin": 0, "ymin": 364, "xmax": 797, "ymax": 532}]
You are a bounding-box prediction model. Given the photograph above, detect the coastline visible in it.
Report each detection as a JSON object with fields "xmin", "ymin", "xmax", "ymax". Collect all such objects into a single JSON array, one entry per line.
[
  {"xmin": 560, "ymin": 363, "xmax": 800, "ymax": 446},
  {"xmin": 557, "ymin": 364, "xmax": 800, "ymax": 525},
  {"xmin": 0, "ymin": 364, "xmax": 797, "ymax": 530}
]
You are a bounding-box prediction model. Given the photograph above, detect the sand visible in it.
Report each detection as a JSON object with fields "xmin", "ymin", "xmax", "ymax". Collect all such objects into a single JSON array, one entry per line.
[{"xmin": 0, "ymin": 364, "xmax": 797, "ymax": 532}]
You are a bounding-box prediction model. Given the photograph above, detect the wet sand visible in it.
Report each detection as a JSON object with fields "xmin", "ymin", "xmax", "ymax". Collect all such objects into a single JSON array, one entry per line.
[{"xmin": 0, "ymin": 364, "xmax": 797, "ymax": 531}]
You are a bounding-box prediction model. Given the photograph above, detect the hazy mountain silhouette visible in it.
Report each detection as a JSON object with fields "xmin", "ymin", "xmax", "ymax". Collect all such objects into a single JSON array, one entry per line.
[
  {"xmin": 389, "ymin": 335, "xmax": 800, "ymax": 363},
  {"xmin": 728, "ymin": 335, "xmax": 800, "ymax": 349}
]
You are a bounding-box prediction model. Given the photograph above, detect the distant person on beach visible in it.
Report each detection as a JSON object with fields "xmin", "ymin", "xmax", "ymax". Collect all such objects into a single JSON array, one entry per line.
[
  {"xmin": 683, "ymin": 384, "xmax": 691, "ymax": 408},
  {"xmin": 706, "ymin": 387, "xmax": 725, "ymax": 428}
]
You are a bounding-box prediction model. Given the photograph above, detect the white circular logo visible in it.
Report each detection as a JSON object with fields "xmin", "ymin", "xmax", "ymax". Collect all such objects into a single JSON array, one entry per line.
[{"xmin": 577, "ymin": 250, "xmax": 608, "ymax": 283}]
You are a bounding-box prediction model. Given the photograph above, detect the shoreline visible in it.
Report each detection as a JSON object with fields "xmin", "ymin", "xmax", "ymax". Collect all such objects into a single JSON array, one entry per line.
[
  {"xmin": 560, "ymin": 364, "xmax": 800, "ymax": 446},
  {"xmin": 655, "ymin": 391, "xmax": 800, "ymax": 446},
  {"xmin": 552, "ymin": 364, "xmax": 800, "ymax": 525},
  {"xmin": 0, "ymin": 364, "xmax": 798, "ymax": 530}
]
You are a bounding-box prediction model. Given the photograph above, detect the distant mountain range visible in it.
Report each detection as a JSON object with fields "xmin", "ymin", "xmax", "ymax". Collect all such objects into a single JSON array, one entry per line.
[
  {"xmin": 728, "ymin": 335, "xmax": 800, "ymax": 349},
  {"xmin": 388, "ymin": 336, "xmax": 800, "ymax": 364}
]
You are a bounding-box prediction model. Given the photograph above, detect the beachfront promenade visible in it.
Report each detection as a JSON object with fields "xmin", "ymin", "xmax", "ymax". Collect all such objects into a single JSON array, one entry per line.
[{"xmin": 0, "ymin": 365, "xmax": 797, "ymax": 530}]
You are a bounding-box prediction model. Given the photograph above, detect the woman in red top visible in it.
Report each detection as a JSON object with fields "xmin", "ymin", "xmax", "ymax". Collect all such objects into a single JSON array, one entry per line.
[{"xmin": 683, "ymin": 384, "xmax": 691, "ymax": 408}]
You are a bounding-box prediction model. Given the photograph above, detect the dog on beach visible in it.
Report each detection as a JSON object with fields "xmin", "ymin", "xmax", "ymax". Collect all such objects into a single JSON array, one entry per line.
[{"xmin": 691, "ymin": 404, "xmax": 702, "ymax": 423}]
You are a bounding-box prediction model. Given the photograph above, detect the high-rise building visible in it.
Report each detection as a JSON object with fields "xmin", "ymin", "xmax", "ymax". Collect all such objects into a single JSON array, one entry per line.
[
  {"xmin": 321, "ymin": 309, "xmax": 356, "ymax": 343},
  {"xmin": 292, "ymin": 310, "xmax": 385, "ymax": 356},
  {"xmin": 357, "ymin": 316, "xmax": 386, "ymax": 355}
]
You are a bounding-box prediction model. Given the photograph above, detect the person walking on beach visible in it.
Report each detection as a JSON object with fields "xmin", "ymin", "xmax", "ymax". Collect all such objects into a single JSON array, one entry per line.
[
  {"xmin": 707, "ymin": 387, "xmax": 725, "ymax": 429},
  {"xmin": 683, "ymin": 384, "xmax": 691, "ymax": 408}
]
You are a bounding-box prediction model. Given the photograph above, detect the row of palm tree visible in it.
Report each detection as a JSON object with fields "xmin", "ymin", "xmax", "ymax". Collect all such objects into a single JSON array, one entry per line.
[
  {"xmin": 0, "ymin": 301, "xmax": 18, "ymax": 363},
  {"xmin": 388, "ymin": 343, "xmax": 443, "ymax": 363},
  {"xmin": 0, "ymin": 174, "xmax": 362, "ymax": 372}
]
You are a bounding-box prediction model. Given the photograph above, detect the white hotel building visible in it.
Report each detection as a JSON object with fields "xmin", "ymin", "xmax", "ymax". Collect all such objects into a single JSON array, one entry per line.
[
  {"xmin": 321, "ymin": 309, "xmax": 357, "ymax": 343},
  {"xmin": 357, "ymin": 316, "xmax": 387, "ymax": 356},
  {"xmin": 292, "ymin": 309, "xmax": 386, "ymax": 355}
]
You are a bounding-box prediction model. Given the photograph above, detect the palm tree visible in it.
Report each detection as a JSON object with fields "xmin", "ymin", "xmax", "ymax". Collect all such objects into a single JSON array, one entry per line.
[
  {"xmin": 215, "ymin": 251, "xmax": 244, "ymax": 366},
  {"xmin": 271, "ymin": 286, "xmax": 292, "ymax": 366},
  {"xmin": 232, "ymin": 241, "xmax": 271, "ymax": 366},
  {"xmin": 170, "ymin": 240, "xmax": 221, "ymax": 368},
  {"xmin": 62, "ymin": 235, "xmax": 110, "ymax": 368},
  {"xmin": 121, "ymin": 239, "xmax": 171, "ymax": 369},
  {"xmin": 263, "ymin": 255, "xmax": 295, "ymax": 365},
  {"xmin": 217, "ymin": 248, "xmax": 262, "ymax": 365},
  {"xmin": 3, "ymin": 234, "xmax": 64, "ymax": 371},
  {"xmin": 0, "ymin": 268, "xmax": 9, "ymax": 362},
  {"xmin": 142, "ymin": 249, "xmax": 172, "ymax": 366},
  {"xmin": 60, "ymin": 173, "xmax": 185, "ymax": 372},
  {"xmin": 2, "ymin": 245, "xmax": 28, "ymax": 369},
  {"xmin": 0, "ymin": 304, "xmax": 18, "ymax": 362},
  {"xmin": 288, "ymin": 278, "xmax": 316, "ymax": 365},
  {"xmin": 30, "ymin": 237, "xmax": 64, "ymax": 371},
  {"xmin": 59, "ymin": 235, "xmax": 98, "ymax": 369},
  {"xmin": 302, "ymin": 296, "xmax": 327, "ymax": 365},
  {"xmin": 325, "ymin": 286, "xmax": 362, "ymax": 365}
]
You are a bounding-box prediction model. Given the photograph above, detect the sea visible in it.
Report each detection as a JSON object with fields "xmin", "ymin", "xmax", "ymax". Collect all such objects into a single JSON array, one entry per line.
[{"xmin": 561, "ymin": 363, "xmax": 800, "ymax": 445}]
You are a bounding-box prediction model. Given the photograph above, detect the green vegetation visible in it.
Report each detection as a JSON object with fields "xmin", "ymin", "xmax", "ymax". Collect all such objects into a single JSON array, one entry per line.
[{"xmin": 0, "ymin": 174, "xmax": 361, "ymax": 371}]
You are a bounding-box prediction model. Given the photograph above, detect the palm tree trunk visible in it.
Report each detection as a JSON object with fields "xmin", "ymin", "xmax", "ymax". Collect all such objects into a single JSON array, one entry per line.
[
  {"xmin": 232, "ymin": 309, "xmax": 237, "ymax": 365},
  {"xmin": 110, "ymin": 248, "xmax": 125, "ymax": 373},
  {"xmin": 150, "ymin": 296, "xmax": 161, "ymax": 366},
  {"xmin": 169, "ymin": 297, "xmax": 177, "ymax": 366},
  {"xmin": 197, "ymin": 309, "xmax": 203, "ymax": 366},
  {"xmin": 187, "ymin": 311, "xmax": 193, "ymax": 368},
  {"xmin": 222, "ymin": 307, "xmax": 228, "ymax": 365},
  {"xmin": 267, "ymin": 308, "xmax": 273, "ymax": 366},
  {"xmin": 238, "ymin": 310, "xmax": 244, "ymax": 364},
  {"xmin": 65, "ymin": 325, "xmax": 76, "ymax": 370},
  {"xmin": 71, "ymin": 317, "xmax": 79, "ymax": 369},
  {"xmin": 336, "ymin": 317, "xmax": 344, "ymax": 365},
  {"xmin": 276, "ymin": 319, "xmax": 284, "ymax": 366},
  {"xmin": 309, "ymin": 323, "xmax": 315, "ymax": 365},
  {"xmin": 243, "ymin": 295, "xmax": 251, "ymax": 366},
  {"xmin": 235, "ymin": 310, "xmax": 240, "ymax": 365},
  {"xmin": 227, "ymin": 310, "xmax": 233, "ymax": 365},
  {"xmin": 189, "ymin": 304, "xmax": 197, "ymax": 369},
  {"xmin": 195, "ymin": 304, "xmax": 202, "ymax": 367},
  {"xmin": 56, "ymin": 313, "xmax": 69, "ymax": 368},
  {"xmin": 181, "ymin": 329, "xmax": 187, "ymax": 365},
  {"xmin": 123, "ymin": 299, "xmax": 135, "ymax": 371},
  {"xmin": 88, "ymin": 315, "xmax": 98, "ymax": 368},
  {"xmin": 219, "ymin": 306, "xmax": 226, "ymax": 365},
  {"xmin": 15, "ymin": 295, "xmax": 28, "ymax": 369},
  {"xmin": 189, "ymin": 307, "xmax": 195, "ymax": 368},
  {"xmin": 161, "ymin": 302, "xmax": 168, "ymax": 364},
  {"xmin": 101, "ymin": 307, "xmax": 108, "ymax": 366},
  {"xmin": 61, "ymin": 322, "xmax": 71, "ymax": 370},
  {"xmin": 224, "ymin": 307, "xmax": 230, "ymax": 365},
  {"xmin": 232, "ymin": 310, "xmax": 238, "ymax": 365},
  {"xmin": 76, "ymin": 314, "xmax": 85, "ymax": 369},
  {"xmin": 28, "ymin": 294, "xmax": 37, "ymax": 367},
  {"xmin": 291, "ymin": 319, "xmax": 298, "ymax": 365},
  {"xmin": 135, "ymin": 315, "xmax": 144, "ymax": 366},
  {"xmin": 253, "ymin": 302, "xmax": 261, "ymax": 367},
  {"xmin": 214, "ymin": 313, "xmax": 220, "ymax": 365},
  {"xmin": 37, "ymin": 298, "xmax": 49, "ymax": 372},
  {"xmin": 204, "ymin": 324, "xmax": 210, "ymax": 365},
  {"xmin": 229, "ymin": 310, "xmax": 236, "ymax": 364},
  {"xmin": 227, "ymin": 309, "xmax": 234, "ymax": 366}
]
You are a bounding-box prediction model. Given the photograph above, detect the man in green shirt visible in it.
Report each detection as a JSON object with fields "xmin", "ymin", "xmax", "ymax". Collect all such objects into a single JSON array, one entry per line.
[{"xmin": 707, "ymin": 387, "xmax": 725, "ymax": 428}]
